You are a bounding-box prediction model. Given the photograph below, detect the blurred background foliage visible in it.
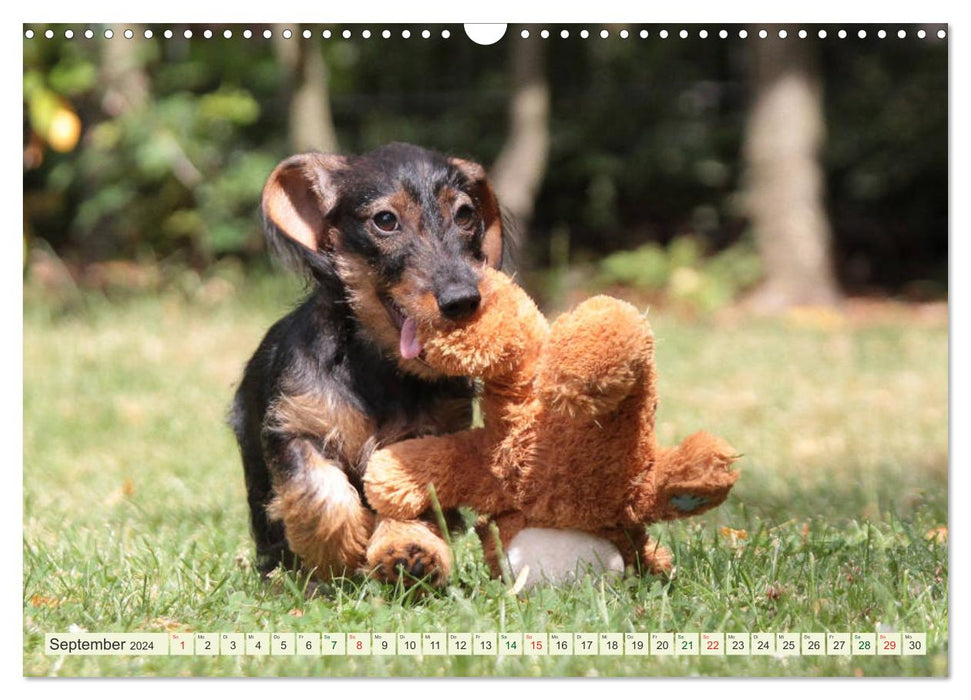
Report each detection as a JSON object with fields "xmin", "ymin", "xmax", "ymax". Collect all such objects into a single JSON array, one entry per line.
[{"xmin": 23, "ymin": 24, "xmax": 947, "ymax": 313}]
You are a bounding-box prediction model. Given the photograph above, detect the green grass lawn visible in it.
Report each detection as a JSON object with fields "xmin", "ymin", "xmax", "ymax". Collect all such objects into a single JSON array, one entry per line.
[{"xmin": 23, "ymin": 273, "xmax": 948, "ymax": 677}]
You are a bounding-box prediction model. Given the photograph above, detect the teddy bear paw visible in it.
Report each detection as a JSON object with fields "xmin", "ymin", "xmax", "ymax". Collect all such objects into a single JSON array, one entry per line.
[{"xmin": 640, "ymin": 539, "xmax": 674, "ymax": 577}]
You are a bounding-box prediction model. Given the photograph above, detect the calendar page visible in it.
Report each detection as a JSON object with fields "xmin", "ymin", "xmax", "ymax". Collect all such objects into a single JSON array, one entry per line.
[{"xmin": 21, "ymin": 14, "xmax": 949, "ymax": 679}]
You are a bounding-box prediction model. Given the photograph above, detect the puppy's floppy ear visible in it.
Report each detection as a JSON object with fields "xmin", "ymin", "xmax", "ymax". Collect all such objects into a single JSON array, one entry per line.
[
  {"xmin": 262, "ymin": 153, "xmax": 347, "ymax": 271},
  {"xmin": 450, "ymin": 157, "xmax": 504, "ymax": 269}
]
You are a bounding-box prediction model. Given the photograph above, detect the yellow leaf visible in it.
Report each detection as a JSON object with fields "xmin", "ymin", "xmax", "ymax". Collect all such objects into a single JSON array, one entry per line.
[
  {"xmin": 152, "ymin": 617, "xmax": 190, "ymax": 632},
  {"xmin": 47, "ymin": 105, "xmax": 81, "ymax": 153},
  {"xmin": 720, "ymin": 527, "xmax": 749, "ymax": 540},
  {"xmin": 29, "ymin": 594, "xmax": 61, "ymax": 608}
]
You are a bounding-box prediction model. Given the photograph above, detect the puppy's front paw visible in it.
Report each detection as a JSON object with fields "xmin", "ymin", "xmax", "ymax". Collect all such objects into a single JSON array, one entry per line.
[{"xmin": 365, "ymin": 519, "xmax": 452, "ymax": 587}]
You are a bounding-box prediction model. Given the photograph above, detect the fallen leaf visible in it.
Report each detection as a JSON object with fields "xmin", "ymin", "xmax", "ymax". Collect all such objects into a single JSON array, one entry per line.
[
  {"xmin": 720, "ymin": 527, "xmax": 749, "ymax": 548},
  {"xmin": 104, "ymin": 478, "xmax": 135, "ymax": 506},
  {"xmin": 720, "ymin": 527, "xmax": 749, "ymax": 540},
  {"xmin": 29, "ymin": 594, "xmax": 61, "ymax": 608},
  {"xmin": 151, "ymin": 617, "xmax": 190, "ymax": 633}
]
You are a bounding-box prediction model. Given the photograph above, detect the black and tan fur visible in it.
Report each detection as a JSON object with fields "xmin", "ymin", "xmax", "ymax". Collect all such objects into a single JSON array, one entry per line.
[{"xmin": 229, "ymin": 143, "xmax": 505, "ymax": 585}]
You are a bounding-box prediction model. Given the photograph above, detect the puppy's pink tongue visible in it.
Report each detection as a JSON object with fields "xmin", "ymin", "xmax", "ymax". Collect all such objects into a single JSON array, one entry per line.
[{"xmin": 399, "ymin": 317, "xmax": 423, "ymax": 360}]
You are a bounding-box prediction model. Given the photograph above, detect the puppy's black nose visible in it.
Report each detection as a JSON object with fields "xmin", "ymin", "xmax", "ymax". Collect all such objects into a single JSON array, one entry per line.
[{"xmin": 437, "ymin": 284, "xmax": 481, "ymax": 321}]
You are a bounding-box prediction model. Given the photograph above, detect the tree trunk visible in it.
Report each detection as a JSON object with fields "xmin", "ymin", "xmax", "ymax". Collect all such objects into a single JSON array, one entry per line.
[
  {"xmin": 491, "ymin": 29, "xmax": 550, "ymax": 235},
  {"xmin": 100, "ymin": 23, "xmax": 150, "ymax": 116},
  {"xmin": 273, "ymin": 25, "xmax": 339, "ymax": 153},
  {"xmin": 101, "ymin": 24, "xmax": 201, "ymax": 189},
  {"xmin": 743, "ymin": 35, "xmax": 840, "ymax": 311}
]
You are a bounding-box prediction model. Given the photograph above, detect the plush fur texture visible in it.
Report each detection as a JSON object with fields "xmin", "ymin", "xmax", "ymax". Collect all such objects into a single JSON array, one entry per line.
[{"xmin": 363, "ymin": 268, "xmax": 740, "ymax": 576}]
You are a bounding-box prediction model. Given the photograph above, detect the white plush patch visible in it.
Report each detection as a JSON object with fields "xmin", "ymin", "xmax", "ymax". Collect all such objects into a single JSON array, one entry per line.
[{"xmin": 505, "ymin": 528, "xmax": 624, "ymax": 589}]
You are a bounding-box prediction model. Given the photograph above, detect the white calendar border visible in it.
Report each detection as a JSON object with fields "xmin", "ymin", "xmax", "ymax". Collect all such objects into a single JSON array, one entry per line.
[{"xmin": 11, "ymin": 0, "xmax": 963, "ymax": 697}]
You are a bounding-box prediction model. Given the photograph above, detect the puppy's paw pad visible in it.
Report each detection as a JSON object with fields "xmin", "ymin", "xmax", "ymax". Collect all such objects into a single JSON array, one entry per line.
[{"xmin": 370, "ymin": 541, "xmax": 449, "ymax": 586}]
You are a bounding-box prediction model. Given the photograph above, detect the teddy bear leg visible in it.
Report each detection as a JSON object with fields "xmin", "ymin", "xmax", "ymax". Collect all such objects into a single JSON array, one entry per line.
[
  {"xmin": 629, "ymin": 431, "xmax": 740, "ymax": 523},
  {"xmin": 364, "ymin": 428, "xmax": 511, "ymax": 520},
  {"xmin": 535, "ymin": 296, "xmax": 655, "ymax": 418},
  {"xmin": 601, "ymin": 527, "xmax": 674, "ymax": 577},
  {"xmin": 474, "ymin": 512, "xmax": 528, "ymax": 579},
  {"xmin": 365, "ymin": 515, "xmax": 453, "ymax": 586}
]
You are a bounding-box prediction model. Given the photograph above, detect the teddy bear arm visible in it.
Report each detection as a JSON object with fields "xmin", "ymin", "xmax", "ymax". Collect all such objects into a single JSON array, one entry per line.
[{"xmin": 363, "ymin": 428, "xmax": 509, "ymax": 520}]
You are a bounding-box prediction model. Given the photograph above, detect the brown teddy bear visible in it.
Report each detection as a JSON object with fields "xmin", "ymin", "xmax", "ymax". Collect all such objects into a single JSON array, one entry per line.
[{"xmin": 363, "ymin": 267, "xmax": 739, "ymax": 580}]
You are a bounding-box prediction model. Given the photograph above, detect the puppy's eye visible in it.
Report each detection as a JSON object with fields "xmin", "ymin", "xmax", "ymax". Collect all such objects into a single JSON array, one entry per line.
[
  {"xmin": 372, "ymin": 211, "xmax": 399, "ymax": 233},
  {"xmin": 454, "ymin": 204, "xmax": 477, "ymax": 230}
]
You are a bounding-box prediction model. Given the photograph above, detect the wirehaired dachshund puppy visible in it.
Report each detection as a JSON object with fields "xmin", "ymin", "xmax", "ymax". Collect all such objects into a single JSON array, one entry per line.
[{"xmin": 230, "ymin": 143, "xmax": 505, "ymax": 586}]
